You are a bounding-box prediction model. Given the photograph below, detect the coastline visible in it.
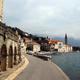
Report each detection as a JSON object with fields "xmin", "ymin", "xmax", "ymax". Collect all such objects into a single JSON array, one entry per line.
[
  {"xmin": 51, "ymin": 52, "xmax": 80, "ymax": 80},
  {"xmin": 50, "ymin": 61, "xmax": 70, "ymax": 80},
  {"xmin": 34, "ymin": 54, "xmax": 70, "ymax": 80},
  {"xmin": 14, "ymin": 54, "xmax": 70, "ymax": 80}
]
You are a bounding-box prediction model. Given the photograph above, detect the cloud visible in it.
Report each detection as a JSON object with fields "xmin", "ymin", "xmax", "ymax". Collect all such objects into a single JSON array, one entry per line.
[{"xmin": 3, "ymin": 0, "xmax": 80, "ymax": 39}]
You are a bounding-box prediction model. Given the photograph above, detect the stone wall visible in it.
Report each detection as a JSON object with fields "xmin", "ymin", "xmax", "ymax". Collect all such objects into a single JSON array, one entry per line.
[{"xmin": 0, "ymin": 22, "xmax": 21, "ymax": 71}]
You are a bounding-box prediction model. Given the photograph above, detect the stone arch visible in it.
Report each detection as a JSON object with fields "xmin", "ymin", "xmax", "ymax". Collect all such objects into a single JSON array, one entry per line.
[
  {"xmin": 14, "ymin": 47, "xmax": 17, "ymax": 65},
  {"xmin": 1, "ymin": 44, "xmax": 7, "ymax": 71},
  {"xmin": 8, "ymin": 45, "xmax": 13, "ymax": 68}
]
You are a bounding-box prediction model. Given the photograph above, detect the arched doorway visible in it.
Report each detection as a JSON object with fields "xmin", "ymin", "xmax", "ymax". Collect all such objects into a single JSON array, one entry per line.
[
  {"xmin": 1, "ymin": 44, "xmax": 7, "ymax": 71},
  {"xmin": 8, "ymin": 46, "xmax": 13, "ymax": 68},
  {"xmin": 14, "ymin": 47, "xmax": 17, "ymax": 65}
]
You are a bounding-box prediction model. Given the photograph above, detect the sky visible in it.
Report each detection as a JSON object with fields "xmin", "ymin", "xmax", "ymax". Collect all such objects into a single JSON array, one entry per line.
[{"xmin": 3, "ymin": 0, "xmax": 80, "ymax": 39}]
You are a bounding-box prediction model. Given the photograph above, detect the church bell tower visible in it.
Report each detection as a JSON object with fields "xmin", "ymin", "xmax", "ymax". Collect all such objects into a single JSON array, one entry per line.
[
  {"xmin": 65, "ymin": 34, "xmax": 68, "ymax": 45},
  {"xmin": 0, "ymin": 0, "xmax": 3, "ymax": 21}
]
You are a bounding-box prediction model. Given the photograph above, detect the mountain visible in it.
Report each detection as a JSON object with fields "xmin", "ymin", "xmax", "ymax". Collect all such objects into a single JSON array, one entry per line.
[
  {"xmin": 29, "ymin": 33, "xmax": 80, "ymax": 47},
  {"xmin": 53, "ymin": 37, "xmax": 80, "ymax": 47}
]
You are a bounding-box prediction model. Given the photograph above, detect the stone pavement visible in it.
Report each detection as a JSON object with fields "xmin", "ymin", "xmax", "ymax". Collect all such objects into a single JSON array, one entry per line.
[{"xmin": 15, "ymin": 54, "xmax": 70, "ymax": 80}]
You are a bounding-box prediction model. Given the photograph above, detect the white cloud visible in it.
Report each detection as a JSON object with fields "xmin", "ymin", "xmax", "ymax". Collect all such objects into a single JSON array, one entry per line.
[{"xmin": 3, "ymin": 0, "xmax": 80, "ymax": 39}]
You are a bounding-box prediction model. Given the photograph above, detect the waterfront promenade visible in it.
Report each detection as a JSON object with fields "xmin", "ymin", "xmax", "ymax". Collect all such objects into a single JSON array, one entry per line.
[{"xmin": 15, "ymin": 54, "xmax": 70, "ymax": 80}]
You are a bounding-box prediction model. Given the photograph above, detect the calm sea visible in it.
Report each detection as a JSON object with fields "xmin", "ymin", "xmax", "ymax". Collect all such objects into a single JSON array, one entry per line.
[{"xmin": 51, "ymin": 52, "xmax": 80, "ymax": 80}]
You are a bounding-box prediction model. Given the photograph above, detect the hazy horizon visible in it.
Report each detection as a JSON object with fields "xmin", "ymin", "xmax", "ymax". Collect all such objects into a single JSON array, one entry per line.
[{"xmin": 3, "ymin": 0, "xmax": 80, "ymax": 39}]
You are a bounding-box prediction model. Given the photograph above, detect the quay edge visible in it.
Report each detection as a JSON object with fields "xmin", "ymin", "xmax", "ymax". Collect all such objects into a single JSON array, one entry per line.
[{"xmin": 51, "ymin": 62, "xmax": 70, "ymax": 80}]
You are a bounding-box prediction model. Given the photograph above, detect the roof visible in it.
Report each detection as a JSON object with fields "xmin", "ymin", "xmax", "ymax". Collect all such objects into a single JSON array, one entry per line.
[
  {"xmin": 32, "ymin": 41, "xmax": 40, "ymax": 45},
  {"xmin": 49, "ymin": 40, "xmax": 63, "ymax": 44}
]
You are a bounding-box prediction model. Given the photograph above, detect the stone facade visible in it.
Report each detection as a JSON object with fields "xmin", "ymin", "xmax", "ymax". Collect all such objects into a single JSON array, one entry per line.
[
  {"xmin": 0, "ymin": 22, "xmax": 21, "ymax": 71},
  {"xmin": 33, "ymin": 42, "xmax": 40, "ymax": 53},
  {"xmin": 49, "ymin": 40, "xmax": 72, "ymax": 52}
]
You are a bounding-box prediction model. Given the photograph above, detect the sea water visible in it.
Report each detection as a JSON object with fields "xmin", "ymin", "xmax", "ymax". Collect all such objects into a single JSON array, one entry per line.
[{"xmin": 52, "ymin": 52, "xmax": 80, "ymax": 80}]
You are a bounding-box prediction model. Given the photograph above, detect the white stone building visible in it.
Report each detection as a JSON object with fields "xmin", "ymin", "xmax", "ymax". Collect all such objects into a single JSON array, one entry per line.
[
  {"xmin": 58, "ymin": 44, "xmax": 72, "ymax": 52},
  {"xmin": 49, "ymin": 40, "xmax": 72, "ymax": 52},
  {"xmin": 33, "ymin": 42, "xmax": 40, "ymax": 53}
]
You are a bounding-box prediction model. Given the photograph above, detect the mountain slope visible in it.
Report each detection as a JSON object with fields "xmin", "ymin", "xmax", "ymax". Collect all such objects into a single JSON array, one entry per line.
[{"xmin": 53, "ymin": 37, "xmax": 80, "ymax": 47}]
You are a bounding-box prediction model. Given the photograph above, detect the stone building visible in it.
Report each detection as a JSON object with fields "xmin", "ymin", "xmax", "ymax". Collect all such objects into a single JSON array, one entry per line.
[
  {"xmin": 0, "ymin": 22, "xmax": 21, "ymax": 71},
  {"xmin": 49, "ymin": 40, "xmax": 72, "ymax": 52},
  {"xmin": 23, "ymin": 36, "xmax": 40, "ymax": 52},
  {"xmin": 32, "ymin": 42, "xmax": 40, "ymax": 53}
]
